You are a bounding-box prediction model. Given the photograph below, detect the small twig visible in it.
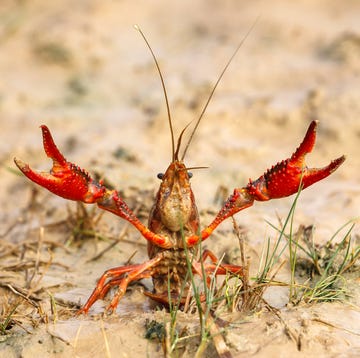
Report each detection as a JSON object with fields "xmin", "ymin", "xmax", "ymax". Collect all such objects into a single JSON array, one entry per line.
[
  {"xmin": 231, "ymin": 217, "xmax": 250, "ymax": 308},
  {"xmin": 50, "ymin": 296, "xmax": 81, "ymax": 310},
  {"xmin": 46, "ymin": 328, "xmax": 71, "ymax": 346},
  {"xmin": 206, "ymin": 312, "xmax": 233, "ymax": 358},
  {"xmin": 12, "ymin": 319, "xmax": 33, "ymax": 334},
  {"xmin": 0, "ymin": 282, "xmax": 41, "ymax": 305},
  {"xmin": 88, "ymin": 226, "xmax": 130, "ymax": 262},
  {"xmin": 231, "ymin": 218, "xmax": 246, "ymax": 267},
  {"xmin": 0, "ymin": 236, "xmax": 73, "ymax": 259},
  {"xmin": 73, "ymin": 323, "xmax": 83, "ymax": 352},
  {"xmin": 26, "ymin": 226, "xmax": 44, "ymax": 288},
  {"xmin": 265, "ymin": 302, "xmax": 302, "ymax": 351},
  {"xmin": 88, "ymin": 204, "xmax": 142, "ymax": 262},
  {"xmin": 3, "ymin": 259, "xmax": 68, "ymax": 272},
  {"xmin": 312, "ymin": 317, "xmax": 360, "ymax": 336},
  {"xmin": 48, "ymin": 291, "xmax": 58, "ymax": 323},
  {"xmin": 100, "ymin": 318, "xmax": 112, "ymax": 358},
  {"xmin": 124, "ymin": 250, "xmax": 138, "ymax": 265}
]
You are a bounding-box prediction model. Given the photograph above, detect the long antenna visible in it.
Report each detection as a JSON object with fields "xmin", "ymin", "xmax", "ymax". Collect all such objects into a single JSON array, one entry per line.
[
  {"xmin": 181, "ymin": 18, "xmax": 259, "ymax": 160},
  {"xmin": 134, "ymin": 25, "xmax": 175, "ymax": 162}
]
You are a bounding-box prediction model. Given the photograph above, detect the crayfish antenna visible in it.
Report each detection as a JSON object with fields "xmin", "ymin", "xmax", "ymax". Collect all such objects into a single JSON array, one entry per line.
[
  {"xmin": 134, "ymin": 24, "xmax": 175, "ymax": 162},
  {"xmin": 174, "ymin": 122, "xmax": 193, "ymax": 161},
  {"xmin": 181, "ymin": 18, "xmax": 259, "ymax": 161}
]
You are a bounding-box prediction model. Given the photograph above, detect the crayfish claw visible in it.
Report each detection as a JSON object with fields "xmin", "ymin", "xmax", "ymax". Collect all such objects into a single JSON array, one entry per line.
[
  {"xmin": 247, "ymin": 121, "xmax": 345, "ymax": 201},
  {"xmin": 14, "ymin": 126, "xmax": 106, "ymax": 203}
]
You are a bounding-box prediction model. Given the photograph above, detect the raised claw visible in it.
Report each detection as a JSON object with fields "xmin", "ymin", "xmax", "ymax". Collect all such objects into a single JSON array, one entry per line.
[
  {"xmin": 247, "ymin": 120, "xmax": 346, "ymax": 201},
  {"xmin": 14, "ymin": 125, "xmax": 106, "ymax": 203},
  {"xmin": 14, "ymin": 125, "xmax": 172, "ymax": 249}
]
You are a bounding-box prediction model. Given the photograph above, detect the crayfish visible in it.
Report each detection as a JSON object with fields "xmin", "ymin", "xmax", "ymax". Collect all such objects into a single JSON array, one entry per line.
[{"xmin": 14, "ymin": 29, "xmax": 345, "ymax": 314}]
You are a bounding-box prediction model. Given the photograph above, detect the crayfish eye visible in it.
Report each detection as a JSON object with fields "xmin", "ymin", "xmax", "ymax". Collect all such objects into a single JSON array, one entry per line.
[
  {"xmin": 188, "ymin": 172, "xmax": 193, "ymax": 178},
  {"xmin": 157, "ymin": 173, "xmax": 164, "ymax": 180}
]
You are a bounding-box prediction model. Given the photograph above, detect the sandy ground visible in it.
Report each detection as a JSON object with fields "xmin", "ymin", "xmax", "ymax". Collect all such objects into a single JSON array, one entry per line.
[{"xmin": 1, "ymin": 0, "xmax": 360, "ymax": 357}]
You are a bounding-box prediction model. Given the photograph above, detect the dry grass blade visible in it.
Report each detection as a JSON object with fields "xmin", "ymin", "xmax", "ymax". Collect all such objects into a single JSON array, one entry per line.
[
  {"xmin": 26, "ymin": 226, "xmax": 44, "ymax": 289},
  {"xmin": 100, "ymin": 318, "xmax": 112, "ymax": 358},
  {"xmin": 0, "ymin": 283, "xmax": 41, "ymax": 306},
  {"xmin": 87, "ymin": 203, "xmax": 141, "ymax": 262},
  {"xmin": 203, "ymin": 313, "xmax": 233, "ymax": 358},
  {"xmin": 312, "ymin": 317, "xmax": 360, "ymax": 336}
]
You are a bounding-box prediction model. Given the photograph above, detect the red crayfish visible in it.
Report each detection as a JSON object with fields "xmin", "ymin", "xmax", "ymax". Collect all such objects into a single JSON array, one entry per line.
[{"xmin": 14, "ymin": 29, "xmax": 345, "ymax": 314}]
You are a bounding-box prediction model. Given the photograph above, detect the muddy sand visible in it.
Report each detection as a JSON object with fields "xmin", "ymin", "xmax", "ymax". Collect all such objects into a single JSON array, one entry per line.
[{"xmin": 1, "ymin": 1, "xmax": 360, "ymax": 357}]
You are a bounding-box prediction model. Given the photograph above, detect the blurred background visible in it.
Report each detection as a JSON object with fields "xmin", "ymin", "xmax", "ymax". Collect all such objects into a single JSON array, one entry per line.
[
  {"xmin": 2, "ymin": 0, "xmax": 359, "ymax": 236},
  {"xmin": 1, "ymin": 1, "xmax": 359, "ymax": 356}
]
